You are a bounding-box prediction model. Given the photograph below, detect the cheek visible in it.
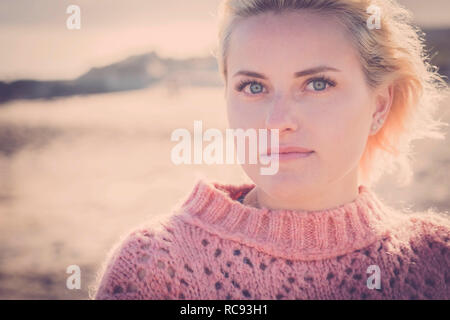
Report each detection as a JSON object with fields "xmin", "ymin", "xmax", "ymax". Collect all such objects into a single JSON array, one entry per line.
[
  {"xmin": 226, "ymin": 97, "xmax": 241, "ymax": 129},
  {"xmin": 316, "ymin": 94, "xmax": 371, "ymax": 163},
  {"xmin": 226, "ymin": 96, "xmax": 266, "ymax": 129}
]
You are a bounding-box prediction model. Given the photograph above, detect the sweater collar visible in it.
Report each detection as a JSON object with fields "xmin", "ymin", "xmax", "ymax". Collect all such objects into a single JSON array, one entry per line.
[{"xmin": 174, "ymin": 179, "xmax": 394, "ymax": 261}]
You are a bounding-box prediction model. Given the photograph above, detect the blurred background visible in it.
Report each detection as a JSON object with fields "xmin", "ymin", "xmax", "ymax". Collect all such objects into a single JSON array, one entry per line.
[{"xmin": 0, "ymin": 0, "xmax": 449, "ymax": 299}]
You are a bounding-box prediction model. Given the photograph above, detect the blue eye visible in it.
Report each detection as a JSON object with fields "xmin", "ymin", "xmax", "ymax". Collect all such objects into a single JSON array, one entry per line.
[
  {"xmin": 308, "ymin": 80, "xmax": 327, "ymax": 91},
  {"xmin": 305, "ymin": 77, "xmax": 336, "ymax": 92},
  {"xmin": 236, "ymin": 80, "xmax": 266, "ymax": 95},
  {"xmin": 312, "ymin": 80, "xmax": 326, "ymax": 91},
  {"xmin": 249, "ymin": 82, "xmax": 263, "ymax": 94}
]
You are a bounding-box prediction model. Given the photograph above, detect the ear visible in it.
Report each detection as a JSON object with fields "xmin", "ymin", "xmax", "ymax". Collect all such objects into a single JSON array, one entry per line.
[{"xmin": 370, "ymin": 83, "xmax": 394, "ymax": 135}]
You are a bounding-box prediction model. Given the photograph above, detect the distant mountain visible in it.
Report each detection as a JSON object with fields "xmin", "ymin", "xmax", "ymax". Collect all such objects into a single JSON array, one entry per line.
[
  {"xmin": 0, "ymin": 51, "xmax": 223, "ymax": 105},
  {"xmin": 0, "ymin": 28, "xmax": 448, "ymax": 105}
]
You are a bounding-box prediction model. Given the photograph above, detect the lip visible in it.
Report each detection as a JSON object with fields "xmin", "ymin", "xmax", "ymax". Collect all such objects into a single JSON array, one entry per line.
[
  {"xmin": 263, "ymin": 146, "xmax": 314, "ymax": 156},
  {"xmin": 260, "ymin": 146, "xmax": 314, "ymax": 162}
]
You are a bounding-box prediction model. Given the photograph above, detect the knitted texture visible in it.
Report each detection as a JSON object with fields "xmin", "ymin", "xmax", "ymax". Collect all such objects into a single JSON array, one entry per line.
[{"xmin": 92, "ymin": 179, "xmax": 450, "ymax": 300}]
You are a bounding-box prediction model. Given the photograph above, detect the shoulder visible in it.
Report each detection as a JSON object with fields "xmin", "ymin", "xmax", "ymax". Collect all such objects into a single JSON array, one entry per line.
[
  {"xmin": 372, "ymin": 208, "xmax": 449, "ymax": 299},
  {"xmin": 408, "ymin": 210, "xmax": 450, "ymax": 270},
  {"xmin": 393, "ymin": 209, "xmax": 450, "ymax": 298},
  {"xmin": 91, "ymin": 217, "xmax": 177, "ymax": 300},
  {"xmin": 406, "ymin": 209, "xmax": 450, "ymax": 248}
]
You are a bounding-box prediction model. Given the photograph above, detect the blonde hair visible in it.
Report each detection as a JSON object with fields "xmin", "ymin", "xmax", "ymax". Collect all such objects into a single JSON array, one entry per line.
[{"xmin": 213, "ymin": 0, "xmax": 448, "ymax": 188}]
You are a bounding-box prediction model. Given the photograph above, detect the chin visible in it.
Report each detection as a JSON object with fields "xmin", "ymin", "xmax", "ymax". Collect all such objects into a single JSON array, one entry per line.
[{"xmin": 253, "ymin": 171, "xmax": 313, "ymax": 200}]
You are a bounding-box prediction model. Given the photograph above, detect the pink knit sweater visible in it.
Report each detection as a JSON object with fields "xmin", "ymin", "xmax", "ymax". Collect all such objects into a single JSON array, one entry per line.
[{"xmin": 92, "ymin": 179, "xmax": 450, "ymax": 300}]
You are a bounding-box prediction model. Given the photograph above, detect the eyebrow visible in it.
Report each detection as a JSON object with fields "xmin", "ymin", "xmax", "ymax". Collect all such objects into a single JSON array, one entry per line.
[{"xmin": 232, "ymin": 66, "xmax": 340, "ymax": 79}]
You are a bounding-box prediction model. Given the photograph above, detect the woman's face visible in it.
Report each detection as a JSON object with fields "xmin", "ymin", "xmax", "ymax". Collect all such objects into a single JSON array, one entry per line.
[{"xmin": 225, "ymin": 11, "xmax": 382, "ymax": 206}]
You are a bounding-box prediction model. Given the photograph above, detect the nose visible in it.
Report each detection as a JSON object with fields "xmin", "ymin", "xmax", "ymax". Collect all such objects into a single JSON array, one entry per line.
[{"xmin": 264, "ymin": 93, "xmax": 298, "ymax": 134}]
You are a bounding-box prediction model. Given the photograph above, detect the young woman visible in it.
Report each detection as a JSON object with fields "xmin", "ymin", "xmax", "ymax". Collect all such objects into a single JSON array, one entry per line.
[{"xmin": 92, "ymin": 0, "xmax": 449, "ymax": 300}]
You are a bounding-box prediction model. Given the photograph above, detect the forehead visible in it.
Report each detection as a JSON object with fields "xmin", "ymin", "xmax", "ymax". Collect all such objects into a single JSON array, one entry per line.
[{"xmin": 227, "ymin": 11, "xmax": 360, "ymax": 75}]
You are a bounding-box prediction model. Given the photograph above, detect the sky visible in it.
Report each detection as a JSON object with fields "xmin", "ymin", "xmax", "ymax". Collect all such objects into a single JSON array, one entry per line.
[{"xmin": 0, "ymin": 0, "xmax": 449, "ymax": 81}]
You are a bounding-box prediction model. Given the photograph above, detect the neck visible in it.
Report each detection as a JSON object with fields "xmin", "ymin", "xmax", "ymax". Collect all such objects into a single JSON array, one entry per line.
[{"xmin": 250, "ymin": 173, "xmax": 360, "ymax": 212}]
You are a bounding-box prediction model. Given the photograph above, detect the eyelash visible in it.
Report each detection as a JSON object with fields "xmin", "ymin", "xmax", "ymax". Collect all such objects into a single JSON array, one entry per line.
[{"xmin": 235, "ymin": 75, "xmax": 336, "ymax": 95}]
